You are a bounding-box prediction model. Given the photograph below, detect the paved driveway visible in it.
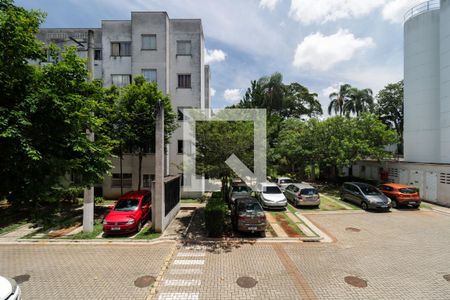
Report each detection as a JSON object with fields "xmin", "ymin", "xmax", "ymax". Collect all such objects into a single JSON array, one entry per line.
[
  {"xmin": 0, "ymin": 242, "xmax": 175, "ymax": 300},
  {"xmin": 156, "ymin": 209, "xmax": 450, "ymax": 299}
]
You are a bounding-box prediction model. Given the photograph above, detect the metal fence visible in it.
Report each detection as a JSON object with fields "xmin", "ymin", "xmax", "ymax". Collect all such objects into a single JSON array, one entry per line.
[
  {"xmin": 164, "ymin": 176, "xmax": 181, "ymax": 216},
  {"xmin": 404, "ymin": 0, "xmax": 440, "ymax": 23}
]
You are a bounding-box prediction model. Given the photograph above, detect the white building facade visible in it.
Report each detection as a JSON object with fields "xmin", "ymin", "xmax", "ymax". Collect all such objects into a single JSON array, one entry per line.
[
  {"xmin": 353, "ymin": 0, "xmax": 450, "ymax": 207},
  {"xmin": 36, "ymin": 12, "xmax": 210, "ymax": 198}
]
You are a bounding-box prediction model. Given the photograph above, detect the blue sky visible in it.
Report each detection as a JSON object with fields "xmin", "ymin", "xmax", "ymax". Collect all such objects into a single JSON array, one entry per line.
[{"xmin": 17, "ymin": 0, "xmax": 422, "ymax": 110}]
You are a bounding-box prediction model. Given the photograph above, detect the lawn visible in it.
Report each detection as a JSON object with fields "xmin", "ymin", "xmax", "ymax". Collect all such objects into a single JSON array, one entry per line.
[
  {"xmin": 0, "ymin": 221, "xmax": 27, "ymax": 236},
  {"xmin": 67, "ymin": 221, "xmax": 103, "ymax": 239},
  {"xmin": 133, "ymin": 225, "xmax": 161, "ymax": 240},
  {"xmin": 269, "ymin": 211, "xmax": 304, "ymax": 237}
]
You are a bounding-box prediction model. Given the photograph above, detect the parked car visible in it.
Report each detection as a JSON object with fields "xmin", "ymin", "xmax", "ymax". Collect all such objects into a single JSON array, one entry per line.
[
  {"xmin": 231, "ymin": 197, "xmax": 266, "ymax": 236},
  {"xmin": 340, "ymin": 182, "xmax": 391, "ymax": 211},
  {"xmin": 103, "ymin": 190, "xmax": 151, "ymax": 235},
  {"xmin": 284, "ymin": 183, "xmax": 320, "ymax": 208},
  {"xmin": 228, "ymin": 182, "xmax": 252, "ymax": 205},
  {"xmin": 256, "ymin": 182, "xmax": 287, "ymax": 209},
  {"xmin": 378, "ymin": 183, "xmax": 421, "ymax": 208},
  {"xmin": 275, "ymin": 177, "xmax": 294, "ymax": 191},
  {"xmin": 0, "ymin": 276, "xmax": 21, "ymax": 300}
]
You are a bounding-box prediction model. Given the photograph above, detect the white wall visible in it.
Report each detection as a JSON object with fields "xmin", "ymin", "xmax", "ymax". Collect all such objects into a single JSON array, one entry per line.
[
  {"xmin": 404, "ymin": 10, "xmax": 441, "ymax": 163},
  {"xmin": 440, "ymin": 0, "xmax": 450, "ymax": 162}
]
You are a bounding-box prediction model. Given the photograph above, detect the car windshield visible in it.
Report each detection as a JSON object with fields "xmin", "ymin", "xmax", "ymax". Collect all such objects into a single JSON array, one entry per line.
[
  {"xmin": 114, "ymin": 199, "xmax": 140, "ymax": 211},
  {"xmin": 238, "ymin": 202, "xmax": 263, "ymax": 213},
  {"xmin": 300, "ymin": 188, "xmax": 318, "ymax": 195},
  {"xmin": 232, "ymin": 186, "xmax": 250, "ymax": 193},
  {"xmin": 399, "ymin": 188, "xmax": 417, "ymax": 194},
  {"xmin": 359, "ymin": 185, "xmax": 381, "ymax": 195},
  {"xmin": 263, "ymin": 186, "xmax": 282, "ymax": 194},
  {"xmin": 280, "ymin": 179, "xmax": 292, "ymax": 184}
]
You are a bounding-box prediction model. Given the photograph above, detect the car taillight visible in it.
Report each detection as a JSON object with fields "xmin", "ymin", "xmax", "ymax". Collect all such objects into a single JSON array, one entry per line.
[
  {"xmin": 238, "ymin": 213, "xmax": 246, "ymax": 219},
  {"xmin": 297, "ymin": 194, "xmax": 302, "ymax": 199}
]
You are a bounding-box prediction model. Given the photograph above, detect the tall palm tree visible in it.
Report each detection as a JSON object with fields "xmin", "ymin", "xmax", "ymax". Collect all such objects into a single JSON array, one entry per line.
[
  {"xmin": 328, "ymin": 84, "xmax": 351, "ymax": 116},
  {"xmin": 344, "ymin": 88, "xmax": 374, "ymax": 117}
]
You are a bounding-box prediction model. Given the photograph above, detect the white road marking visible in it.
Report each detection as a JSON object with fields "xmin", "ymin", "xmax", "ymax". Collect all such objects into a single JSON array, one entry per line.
[
  {"xmin": 158, "ymin": 292, "xmax": 199, "ymax": 300},
  {"xmin": 170, "ymin": 268, "xmax": 203, "ymax": 275},
  {"xmin": 177, "ymin": 252, "xmax": 205, "ymax": 257},
  {"xmin": 163, "ymin": 279, "xmax": 201, "ymax": 286},
  {"xmin": 173, "ymin": 259, "xmax": 205, "ymax": 265}
]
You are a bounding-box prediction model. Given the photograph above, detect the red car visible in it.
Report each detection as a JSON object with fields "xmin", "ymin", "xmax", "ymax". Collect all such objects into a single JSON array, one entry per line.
[{"xmin": 103, "ymin": 190, "xmax": 151, "ymax": 235}]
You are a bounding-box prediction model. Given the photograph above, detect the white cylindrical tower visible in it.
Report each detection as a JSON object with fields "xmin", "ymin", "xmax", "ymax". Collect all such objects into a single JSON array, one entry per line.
[
  {"xmin": 440, "ymin": 0, "xmax": 450, "ymax": 163},
  {"xmin": 404, "ymin": 1, "xmax": 441, "ymax": 163}
]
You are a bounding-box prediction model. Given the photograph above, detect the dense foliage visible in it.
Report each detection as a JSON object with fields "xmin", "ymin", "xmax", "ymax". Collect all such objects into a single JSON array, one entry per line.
[{"xmin": 204, "ymin": 196, "xmax": 228, "ymax": 237}]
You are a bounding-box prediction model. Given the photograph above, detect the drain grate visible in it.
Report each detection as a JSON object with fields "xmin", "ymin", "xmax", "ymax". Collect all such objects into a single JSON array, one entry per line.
[
  {"xmin": 236, "ymin": 276, "xmax": 257, "ymax": 288},
  {"xmin": 344, "ymin": 276, "xmax": 367, "ymax": 288},
  {"xmin": 134, "ymin": 275, "xmax": 156, "ymax": 288},
  {"xmin": 13, "ymin": 274, "xmax": 30, "ymax": 284},
  {"xmin": 345, "ymin": 227, "xmax": 361, "ymax": 232},
  {"xmin": 444, "ymin": 274, "xmax": 450, "ymax": 282}
]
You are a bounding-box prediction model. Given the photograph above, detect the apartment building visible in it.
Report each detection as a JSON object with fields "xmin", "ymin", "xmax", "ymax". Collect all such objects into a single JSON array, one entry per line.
[{"xmin": 36, "ymin": 12, "xmax": 211, "ymax": 198}]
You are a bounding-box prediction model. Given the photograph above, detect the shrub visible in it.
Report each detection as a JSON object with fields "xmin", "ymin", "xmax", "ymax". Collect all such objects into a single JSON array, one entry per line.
[
  {"xmin": 94, "ymin": 197, "xmax": 104, "ymax": 205},
  {"xmin": 211, "ymin": 191, "xmax": 222, "ymax": 199},
  {"xmin": 204, "ymin": 197, "xmax": 228, "ymax": 237}
]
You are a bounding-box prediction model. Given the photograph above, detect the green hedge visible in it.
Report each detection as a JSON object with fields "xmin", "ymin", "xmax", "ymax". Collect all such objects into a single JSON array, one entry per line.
[{"xmin": 204, "ymin": 197, "xmax": 227, "ymax": 237}]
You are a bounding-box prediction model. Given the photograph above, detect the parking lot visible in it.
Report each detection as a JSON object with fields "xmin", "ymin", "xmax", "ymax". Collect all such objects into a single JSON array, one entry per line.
[{"xmin": 156, "ymin": 208, "xmax": 450, "ymax": 300}]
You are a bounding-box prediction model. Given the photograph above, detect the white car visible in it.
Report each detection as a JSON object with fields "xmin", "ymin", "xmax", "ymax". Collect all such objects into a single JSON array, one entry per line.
[
  {"xmin": 275, "ymin": 177, "xmax": 294, "ymax": 191},
  {"xmin": 256, "ymin": 182, "xmax": 287, "ymax": 209},
  {"xmin": 0, "ymin": 276, "xmax": 21, "ymax": 300}
]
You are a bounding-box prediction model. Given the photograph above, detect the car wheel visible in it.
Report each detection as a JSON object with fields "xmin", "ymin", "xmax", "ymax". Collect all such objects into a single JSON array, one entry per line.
[
  {"xmin": 361, "ymin": 202, "xmax": 368, "ymax": 210},
  {"xmin": 260, "ymin": 231, "xmax": 266, "ymax": 238},
  {"xmin": 391, "ymin": 199, "xmax": 398, "ymax": 209},
  {"xmin": 137, "ymin": 221, "xmax": 143, "ymax": 233},
  {"xmin": 412, "ymin": 204, "xmax": 420, "ymax": 209}
]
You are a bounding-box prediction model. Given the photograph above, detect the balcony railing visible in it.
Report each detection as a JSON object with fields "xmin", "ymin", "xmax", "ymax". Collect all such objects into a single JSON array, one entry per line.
[{"xmin": 404, "ymin": 0, "xmax": 440, "ymax": 23}]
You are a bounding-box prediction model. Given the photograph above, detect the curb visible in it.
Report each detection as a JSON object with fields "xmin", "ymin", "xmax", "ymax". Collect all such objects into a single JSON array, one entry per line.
[
  {"xmin": 147, "ymin": 241, "xmax": 178, "ymax": 300},
  {"xmin": 294, "ymin": 213, "xmax": 333, "ymax": 243}
]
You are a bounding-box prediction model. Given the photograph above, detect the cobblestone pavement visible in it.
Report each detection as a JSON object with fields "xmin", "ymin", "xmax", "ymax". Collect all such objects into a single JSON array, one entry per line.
[
  {"xmin": 0, "ymin": 242, "xmax": 175, "ymax": 300},
  {"xmin": 156, "ymin": 209, "xmax": 450, "ymax": 299},
  {"xmin": 2, "ymin": 210, "xmax": 450, "ymax": 300}
]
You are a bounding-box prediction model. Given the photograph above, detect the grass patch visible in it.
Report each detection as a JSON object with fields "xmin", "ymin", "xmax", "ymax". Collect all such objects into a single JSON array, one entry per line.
[
  {"xmin": 420, "ymin": 202, "xmax": 431, "ymax": 209},
  {"xmin": 66, "ymin": 221, "xmax": 103, "ymax": 239},
  {"xmin": 133, "ymin": 226, "xmax": 161, "ymax": 240},
  {"xmin": 181, "ymin": 198, "xmax": 201, "ymax": 203},
  {"xmin": 0, "ymin": 221, "xmax": 27, "ymax": 236},
  {"xmin": 270, "ymin": 211, "xmax": 304, "ymax": 237}
]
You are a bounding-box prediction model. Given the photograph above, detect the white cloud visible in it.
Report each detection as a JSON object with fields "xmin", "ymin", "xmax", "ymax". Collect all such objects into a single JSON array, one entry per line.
[
  {"xmin": 205, "ymin": 49, "xmax": 227, "ymax": 64},
  {"xmin": 223, "ymin": 89, "xmax": 242, "ymax": 103},
  {"xmin": 293, "ymin": 29, "xmax": 375, "ymax": 71},
  {"xmin": 210, "ymin": 87, "xmax": 216, "ymax": 97},
  {"xmin": 382, "ymin": 0, "xmax": 423, "ymax": 23},
  {"xmin": 322, "ymin": 82, "xmax": 344, "ymax": 98},
  {"xmin": 259, "ymin": 0, "xmax": 280, "ymax": 11},
  {"xmin": 289, "ymin": 0, "xmax": 385, "ymax": 24}
]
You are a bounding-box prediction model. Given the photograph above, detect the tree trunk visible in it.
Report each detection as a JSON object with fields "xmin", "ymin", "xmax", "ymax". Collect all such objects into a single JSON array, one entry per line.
[
  {"xmin": 119, "ymin": 143, "xmax": 123, "ymax": 195},
  {"xmin": 348, "ymin": 165, "xmax": 353, "ymax": 178},
  {"xmin": 138, "ymin": 152, "xmax": 143, "ymax": 191},
  {"xmin": 310, "ymin": 163, "xmax": 316, "ymax": 181}
]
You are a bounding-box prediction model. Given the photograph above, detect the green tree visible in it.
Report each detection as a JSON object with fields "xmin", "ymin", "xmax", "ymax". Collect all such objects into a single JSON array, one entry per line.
[
  {"xmin": 328, "ymin": 84, "xmax": 351, "ymax": 116},
  {"xmin": 344, "ymin": 87, "xmax": 374, "ymax": 117},
  {"xmin": 1, "ymin": 45, "xmax": 115, "ymax": 205},
  {"xmin": 195, "ymin": 117, "xmax": 254, "ymax": 197},
  {"xmin": 116, "ymin": 76, "xmax": 176, "ymax": 190},
  {"xmin": 375, "ymin": 80, "xmax": 404, "ymax": 154}
]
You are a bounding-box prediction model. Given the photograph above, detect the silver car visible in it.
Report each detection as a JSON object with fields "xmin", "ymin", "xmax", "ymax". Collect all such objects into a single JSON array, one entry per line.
[
  {"xmin": 284, "ymin": 183, "xmax": 320, "ymax": 208},
  {"xmin": 228, "ymin": 183, "xmax": 252, "ymax": 205},
  {"xmin": 256, "ymin": 182, "xmax": 287, "ymax": 209},
  {"xmin": 275, "ymin": 177, "xmax": 293, "ymax": 191},
  {"xmin": 340, "ymin": 182, "xmax": 391, "ymax": 211}
]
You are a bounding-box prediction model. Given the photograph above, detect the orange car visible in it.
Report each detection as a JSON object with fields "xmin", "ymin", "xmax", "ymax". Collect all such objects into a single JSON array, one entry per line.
[{"xmin": 378, "ymin": 183, "xmax": 421, "ymax": 208}]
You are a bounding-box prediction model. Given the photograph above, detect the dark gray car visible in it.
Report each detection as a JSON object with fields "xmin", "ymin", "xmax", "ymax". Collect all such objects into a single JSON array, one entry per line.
[{"xmin": 340, "ymin": 182, "xmax": 392, "ymax": 211}]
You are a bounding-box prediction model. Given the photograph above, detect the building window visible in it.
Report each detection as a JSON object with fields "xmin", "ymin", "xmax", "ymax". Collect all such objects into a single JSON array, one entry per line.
[
  {"xmin": 142, "ymin": 34, "xmax": 156, "ymax": 50},
  {"xmin": 111, "ymin": 42, "xmax": 131, "ymax": 56},
  {"xmin": 143, "ymin": 174, "xmax": 155, "ymax": 188},
  {"xmin": 111, "ymin": 173, "xmax": 132, "ymax": 188},
  {"xmin": 94, "ymin": 49, "xmax": 102, "ymax": 60},
  {"xmin": 177, "ymin": 140, "xmax": 183, "ymax": 154},
  {"xmin": 178, "ymin": 74, "xmax": 191, "ymax": 88},
  {"xmin": 177, "ymin": 40, "xmax": 191, "ymax": 55},
  {"xmin": 111, "ymin": 74, "xmax": 132, "ymax": 87},
  {"xmin": 142, "ymin": 69, "xmax": 157, "ymax": 83}
]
